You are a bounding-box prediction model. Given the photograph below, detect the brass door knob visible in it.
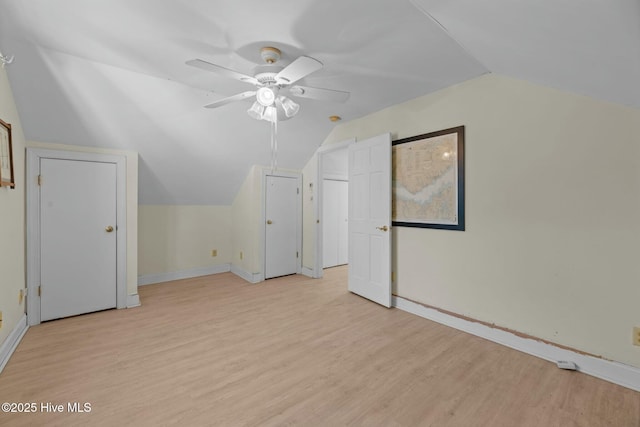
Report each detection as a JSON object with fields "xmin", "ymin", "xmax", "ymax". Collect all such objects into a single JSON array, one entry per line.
[
  {"xmin": 376, "ymin": 225, "xmax": 389, "ymax": 232},
  {"xmin": 105, "ymin": 226, "xmax": 114, "ymax": 233},
  {"xmin": 266, "ymin": 220, "xmax": 273, "ymax": 225}
]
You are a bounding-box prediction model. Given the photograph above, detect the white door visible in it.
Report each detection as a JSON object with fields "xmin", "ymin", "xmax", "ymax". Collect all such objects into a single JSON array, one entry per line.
[
  {"xmin": 348, "ymin": 133, "xmax": 392, "ymax": 307},
  {"xmin": 265, "ymin": 175, "xmax": 300, "ymax": 279},
  {"xmin": 40, "ymin": 158, "xmax": 118, "ymax": 321},
  {"xmin": 323, "ymin": 179, "xmax": 348, "ymax": 268}
]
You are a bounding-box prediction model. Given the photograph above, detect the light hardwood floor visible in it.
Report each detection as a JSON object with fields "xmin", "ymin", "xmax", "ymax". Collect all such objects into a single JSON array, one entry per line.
[{"xmin": 1, "ymin": 267, "xmax": 638, "ymax": 426}]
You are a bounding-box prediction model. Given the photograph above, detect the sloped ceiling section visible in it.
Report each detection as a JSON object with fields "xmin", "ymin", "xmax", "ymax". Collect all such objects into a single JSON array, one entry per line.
[
  {"xmin": 411, "ymin": 0, "xmax": 640, "ymax": 109},
  {"xmin": 0, "ymin": 0, "xmax": 487, "ymax": 204},
  {"xmin": 0, "ymin": 1, "xmax": 637, "ymax": 204}
]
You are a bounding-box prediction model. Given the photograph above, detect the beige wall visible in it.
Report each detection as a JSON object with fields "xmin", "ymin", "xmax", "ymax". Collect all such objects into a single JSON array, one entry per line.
[
  {"xmin": 139, "ymin": 164, "xmax": 301, "ymax": 281},
  {"xmin": 231, "ymin": 165, "xmax": 262, "ymax": 275},
  {"xmin": 26, "ymin": 141, "xmax": 139, "ymax": 295},
  {"xmin": 137, "ymin": 164, "xmax": 281, "ymax": 280},
  {"xmin": 0, "ymin": 66, "xmax": 27, "ymax": 348},
  {"xmin": 138, "ymin": 205, "xmax": 232, "ymax": 276},
  {"xmin": 305, "ymin": 73, "xmax": 640, "ymax": 368},
  {"xmin": 138, "ymin": 165, "xmax": 275, "ymax": 281},
  {"xmin": 138, "ymin": 164, "xmax": 304, "ymax": 282}
]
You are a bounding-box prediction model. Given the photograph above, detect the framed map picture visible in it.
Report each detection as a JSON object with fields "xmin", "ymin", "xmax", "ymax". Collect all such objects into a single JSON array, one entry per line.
[
  {"xmin": 392, "ymin": 126, "xmax": 464, "ymax": 230},
  {"xmin": 0, "ymin": 118, "xmax": 15, "ymax": 188}
]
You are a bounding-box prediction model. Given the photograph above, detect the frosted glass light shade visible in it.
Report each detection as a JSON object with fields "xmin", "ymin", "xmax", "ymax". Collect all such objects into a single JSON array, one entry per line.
[
  {"xmin": 248, "ymin": 96, "xmax": 299, "ymax": 122},
  {"xmin": 247, "ymin": 101, "xmax": 266, "ymax": 120},
  {"xmin": 279, "ymin": 96, "xmax": 300, "ymax": 118},
  {"xmin": 262, "ymin": 106, "xmax": 277, "ymax": 122}
]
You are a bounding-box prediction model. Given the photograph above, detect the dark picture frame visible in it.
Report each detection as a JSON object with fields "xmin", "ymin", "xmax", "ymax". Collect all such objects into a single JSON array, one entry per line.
[
  {"xmin": 392, "ymin": 126, "xmax": 465, "ymax": 231},
  {"xmin": 0, "ymin": 118, "xmax": 15, "ymax": 188}
]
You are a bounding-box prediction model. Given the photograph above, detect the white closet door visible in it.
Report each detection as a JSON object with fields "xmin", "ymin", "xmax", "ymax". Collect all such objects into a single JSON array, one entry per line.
[
  {"xmin": 323, "ymin": 179, "xmax": 349, "ymax": 268},
  {"xmin": 40, "ymin": 158, "xmax": 118, "ymax": 321},
  {"xmin": 336, "ymin": 180, "xmax": 349, "ymax": 266}
]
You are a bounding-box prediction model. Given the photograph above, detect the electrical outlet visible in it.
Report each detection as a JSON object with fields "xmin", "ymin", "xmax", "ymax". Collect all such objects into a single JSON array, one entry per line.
[
  {"xmin": 240, "ymin": 251, "xmax": 243, "ymax": 260},
  {"xmin": 211, "ymin": 249, "xmax": 218, "ymax": 257},
  {"xmin": 633, "ymin": 327, "xmax": 640, "ymax": 346},
  {"xmin": 19, "ymin": 289, "xmax": 24, "ymax": 305}
]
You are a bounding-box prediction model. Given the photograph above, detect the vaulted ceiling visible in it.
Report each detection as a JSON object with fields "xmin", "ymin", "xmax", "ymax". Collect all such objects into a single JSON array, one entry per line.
[{"xmin": 1, "ymin": 0, "xmax": 638, "ymax": 204}]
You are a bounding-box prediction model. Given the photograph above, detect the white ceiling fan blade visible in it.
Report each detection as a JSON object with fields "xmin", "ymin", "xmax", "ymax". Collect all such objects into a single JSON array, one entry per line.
[
  {"xmin": 275, "ymin": 56, "xmax": 323, "ymax": 85},
  {"xmin": 204, "ymin": 91, "xmax": 256, "ymax": 109},
  {"xmin": 186, "ymin": 59, "xmax": 258, "ymax": 85},
  {"xmin": 289, "ymin": 85, "xmax": 350, "ymax": 103}
]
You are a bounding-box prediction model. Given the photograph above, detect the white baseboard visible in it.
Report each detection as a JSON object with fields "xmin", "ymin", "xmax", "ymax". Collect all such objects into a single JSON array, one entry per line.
[
  {"xmin": 126, "ymin": 294, "xmax": 141, "ymax": 308},
  {"xmin": 393, "ymin": 296, "xmax": 640, "ymax": 392},
  {"xmin": 230, "ymin": 264, "xmax": 263, "ymax": 284},
  {"xmin": 0, "ymin": 314, "xmax": 28, "ymax": 374},
  {"xmin": 301, "ymin": 267, "xmax": 315, "ymax": 278},
  {"xmin": 138, "ymin": 264, "xmax": 231, "ymax": 286}
]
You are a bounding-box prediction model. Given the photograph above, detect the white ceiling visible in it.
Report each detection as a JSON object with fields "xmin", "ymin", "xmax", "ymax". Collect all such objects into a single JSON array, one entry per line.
[{"xmin": 0, "ymin": 0, "xmax": 637, "ymax": 204}]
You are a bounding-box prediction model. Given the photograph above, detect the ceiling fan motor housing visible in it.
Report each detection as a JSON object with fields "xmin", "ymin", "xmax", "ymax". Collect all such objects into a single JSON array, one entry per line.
[{"xmin": 254, "ymin": 65, "xmax": 284, "ymax": 86}]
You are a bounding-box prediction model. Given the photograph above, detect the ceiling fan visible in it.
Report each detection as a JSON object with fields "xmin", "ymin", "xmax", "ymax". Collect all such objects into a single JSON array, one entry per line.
[{"xmin": 186, "ymin": 47, "xmax": 350, "ymax": 122}]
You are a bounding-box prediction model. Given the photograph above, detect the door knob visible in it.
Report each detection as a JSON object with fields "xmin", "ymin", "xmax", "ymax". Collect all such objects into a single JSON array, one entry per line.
[
  {"xmin": 105, "ymin": 226, "xmax": 114, "ymax": 233},
  {"xmin": 376, "ymin": 225, "xmax": 389, "ymax": 232},
  {"xmin": 266, "ymin": 220, "xmax": 273, "ymax": 225}
]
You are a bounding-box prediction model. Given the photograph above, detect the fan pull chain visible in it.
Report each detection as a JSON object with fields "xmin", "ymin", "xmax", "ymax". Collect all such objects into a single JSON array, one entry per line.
[{"xmin": 270, "ymin": 113, "xmax": 278, "ymax": 173}]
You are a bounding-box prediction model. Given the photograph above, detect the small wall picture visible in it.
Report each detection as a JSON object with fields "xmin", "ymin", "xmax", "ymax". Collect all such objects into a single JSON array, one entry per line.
[{"xmin": 0, "ymin": 118, "xmax": 15, "ymax": 188}]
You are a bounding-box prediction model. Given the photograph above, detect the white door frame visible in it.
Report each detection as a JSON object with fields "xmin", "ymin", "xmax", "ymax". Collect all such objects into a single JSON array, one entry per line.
[
  {"xmin": 26, "ymin": 148, "xmax": 127, "ymax": 325},
  {"xmin": 261, "ymin": 169, "xmax": 302, "ymax": 280},
  {"xmin": 314, "ymin": 139, "xmax": 355, "ymax": 278}
]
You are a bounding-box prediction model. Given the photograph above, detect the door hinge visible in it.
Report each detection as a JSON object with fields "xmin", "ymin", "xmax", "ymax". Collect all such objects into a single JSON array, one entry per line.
[
  {"xmin": 37, "ymin": 175, "xmax": 42, "ymax": 186},
  {"xmin": 297, "ymin": 187, "xmax": 300, "ymax": 194},
  {"xmin": 296, "ymin": 251, "xmax": 299, "ymax": 258},
  {"xmin": 38, "ymin": 285, "xmax": 41, "ymax": 296}
]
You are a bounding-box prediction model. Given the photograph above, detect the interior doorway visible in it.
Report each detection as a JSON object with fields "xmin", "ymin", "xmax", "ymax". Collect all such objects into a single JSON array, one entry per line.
[{"xmin": 315, "ymin": 139, "xmax": 353, "ymax": 277}]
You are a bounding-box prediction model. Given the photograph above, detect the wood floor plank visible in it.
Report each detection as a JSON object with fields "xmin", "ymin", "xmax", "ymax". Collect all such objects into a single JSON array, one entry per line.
[{"xmin": 0, "ymin": 267, "xmax": 638, "ymax": 426}]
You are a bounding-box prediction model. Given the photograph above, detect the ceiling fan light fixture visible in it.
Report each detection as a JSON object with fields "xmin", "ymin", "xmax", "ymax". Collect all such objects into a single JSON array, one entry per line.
[
  {"xmin": 247, "ymin": 101, "xmax": 266, "ymax": 120},
  {"xmin": 279, "ymin": 96, "xmax": 300, "ymax": 118},
  {"xmin": 256, "ymin": 86, "xmax": 278, "ymax": 106}
]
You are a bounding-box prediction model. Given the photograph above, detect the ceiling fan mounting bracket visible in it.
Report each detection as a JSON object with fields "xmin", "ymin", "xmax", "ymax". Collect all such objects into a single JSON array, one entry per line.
[{"xmin": 260, "ymin": 47, "xmax": 282, "ymax": 64}]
